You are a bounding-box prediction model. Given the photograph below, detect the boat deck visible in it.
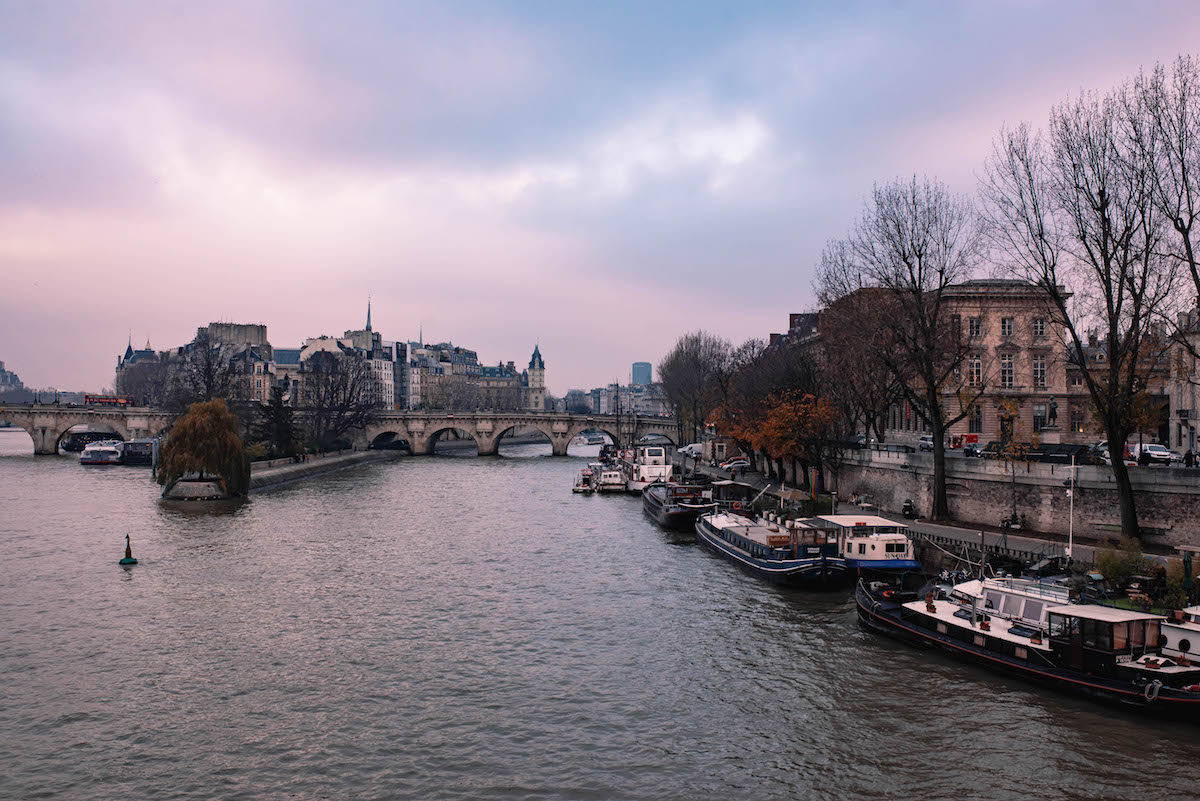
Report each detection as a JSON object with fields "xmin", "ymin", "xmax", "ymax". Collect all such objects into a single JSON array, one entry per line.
[{"xmin": 902, "ymin": 599, "xmax": 1053, "ymax": 652}]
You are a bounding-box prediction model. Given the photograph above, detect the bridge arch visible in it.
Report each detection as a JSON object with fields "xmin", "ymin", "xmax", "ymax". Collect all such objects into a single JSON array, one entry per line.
[
  {"xmin": 563, "ymin": 424, "xmax": 620, "ymax": 456},
  {"xmin": 417, "ymin": 426, "xmax": 480, "ymax": 456},
  {"xmin": 368, "ymin": 430, "xmax": 411, "ymax": 451},
  {"xmin": 0, "ymin": 415, "xmax": 37, "ymax": 455},
  {"xmin": 488, "ymin": 423, "xmax": 558, "ymax": 457}
]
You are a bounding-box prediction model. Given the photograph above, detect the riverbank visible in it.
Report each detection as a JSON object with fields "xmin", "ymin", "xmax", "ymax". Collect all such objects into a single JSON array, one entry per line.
[{"xmin": 249, "ymin": 449, "xmax": 400, "ymax": 492}]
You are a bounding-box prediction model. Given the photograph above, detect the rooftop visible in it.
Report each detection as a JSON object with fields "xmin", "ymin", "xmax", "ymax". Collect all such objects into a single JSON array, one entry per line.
[{"xmin": 1044, "ymin": 605, "xmax": 1163, "ymax": 623}]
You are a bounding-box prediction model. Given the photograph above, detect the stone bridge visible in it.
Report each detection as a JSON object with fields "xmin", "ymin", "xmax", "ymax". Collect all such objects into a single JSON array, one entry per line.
[
  {"xmin": 0, "ymin": 402, "xmax": 679, "ymax": 457},
  {"xmin": 362, "ymin": 411, "xmax": 678, "ymax": 456},
  {"xmin": 0, "ymin": 403, "xmax": 174, "ymax": 454}
]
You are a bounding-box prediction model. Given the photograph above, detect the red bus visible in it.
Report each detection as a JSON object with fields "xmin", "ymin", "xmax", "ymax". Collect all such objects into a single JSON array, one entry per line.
[{"xmin": 84, "ymin": 394, "xmax": 136, "ymax": 407}]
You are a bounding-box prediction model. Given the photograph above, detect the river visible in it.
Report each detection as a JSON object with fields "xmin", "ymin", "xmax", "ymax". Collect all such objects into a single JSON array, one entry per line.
[{"xmin": 1, "ymin": 428, "xmax": 1195, "ymax": 800}]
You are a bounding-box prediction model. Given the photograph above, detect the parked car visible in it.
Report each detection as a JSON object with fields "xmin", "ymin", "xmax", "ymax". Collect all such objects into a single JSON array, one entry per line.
[
  {"xmin": 963, "ymin": 442, "xmax": 982, "ymax": 457},
  {"xmin": 722, "ymin": 459, "xmax": 750, "ymax": 471},
  {"xmin": 918, "ymin": 436, "xmax": 934, "ymax": 452},
  {"xmin": 1128, "ymin": 443, "xmax": 1172, "ymax": 465}
]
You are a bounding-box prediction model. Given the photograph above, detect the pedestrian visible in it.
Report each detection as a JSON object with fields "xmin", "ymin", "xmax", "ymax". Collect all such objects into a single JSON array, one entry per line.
[
  {"xmin": 1186, "ymin": 448, "xmax": 1195, "ymax": 468},
  {"xmin": 731, "ymin": 468, "xmax": 738, "ymax": 482}
]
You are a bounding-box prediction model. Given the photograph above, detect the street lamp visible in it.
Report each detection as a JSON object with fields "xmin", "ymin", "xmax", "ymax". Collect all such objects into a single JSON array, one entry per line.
[{"xmin": 1062, "ymin": 454, "xmax": 1077, "ymax": 561}]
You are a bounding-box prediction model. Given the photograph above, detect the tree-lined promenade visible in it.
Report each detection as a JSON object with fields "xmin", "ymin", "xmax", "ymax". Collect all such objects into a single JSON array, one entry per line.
[{"xmin": 660, "ymin": 55, "xmax": 1200, "ymax": 541}]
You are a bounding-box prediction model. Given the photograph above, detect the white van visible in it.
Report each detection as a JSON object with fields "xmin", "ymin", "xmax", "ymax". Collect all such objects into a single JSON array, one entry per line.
[{"xmin": 678, "ymin": 443, "xmax": 703, "ymax": 458}]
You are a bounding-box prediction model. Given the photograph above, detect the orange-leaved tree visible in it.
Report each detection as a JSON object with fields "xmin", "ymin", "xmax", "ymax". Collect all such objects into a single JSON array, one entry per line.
[
  {"xmin": 759, "ymin": 390, "xmax": 839, "ymax": 482},
  {"xmin": 157, "ymin": 398, "xmax": 251, "ymax": 497}
]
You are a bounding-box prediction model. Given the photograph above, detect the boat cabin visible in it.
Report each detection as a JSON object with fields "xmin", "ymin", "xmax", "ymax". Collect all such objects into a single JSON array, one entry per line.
[
  {"xmin": 1046, "ymin": 605, "xmax": 1164, "ymax": 676},
  {"xmin": 1161, "ymin": 604, "xmax": 1200, "ymax": 662},
  {"xmin": 812, "ymin": 515, "xmax": 914, "ymax": 562}
]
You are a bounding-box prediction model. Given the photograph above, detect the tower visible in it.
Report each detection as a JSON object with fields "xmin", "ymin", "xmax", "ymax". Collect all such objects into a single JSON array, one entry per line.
[
  {"xmin": 527, "ymin": 345, "xmax": 545, "ymax": 410},
  {"xmin": 366, "ymin": 297, "xmax": 372, "ymax": 331}
]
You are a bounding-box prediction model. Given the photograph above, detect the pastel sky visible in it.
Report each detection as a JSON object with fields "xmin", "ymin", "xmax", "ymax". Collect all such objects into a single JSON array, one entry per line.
[{"xmin": 2, "ymin": 1, "xmax": 1198, "ymax": 394}]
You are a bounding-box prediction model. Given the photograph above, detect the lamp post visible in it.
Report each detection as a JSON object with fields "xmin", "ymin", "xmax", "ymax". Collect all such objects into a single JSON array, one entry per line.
[{"xmin": 1067, "ymin": 453, "xmax": 1076, "ymax": 561}]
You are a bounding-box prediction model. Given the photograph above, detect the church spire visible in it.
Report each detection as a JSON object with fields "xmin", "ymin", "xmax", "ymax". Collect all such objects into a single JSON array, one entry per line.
[{"xmin": 366, "ymin": 296, "xmax": 372, "ymax": 331}]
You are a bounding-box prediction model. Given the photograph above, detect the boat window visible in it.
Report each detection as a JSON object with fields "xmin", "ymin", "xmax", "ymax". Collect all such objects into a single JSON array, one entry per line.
[
  {"xmin": 984, "ymin": 591, "xmax": 1003, "ymax": 610},
  {"xmin": 1129, "ymin": 621, "xmax": 1145, "ymax": 648},
  {"xmin": 858, "ymin": 543, "xmax": 866, "ymax": 554},
  {"xmin": 1081, "ymin": 619, "xmax": 1111, "ymax": 650},
  {"xmin": 1022, "ymin": 599, "xmax": 1043, "ymax": 622},
  {"xmin": 1147, "ymin": 621, "xmax": 1161, "ymax": 648},
  {"xmin": 1180, "ymin": 638, "xmax": 1192, "ymax": 653},
  {"xmin": 1014, "ymin": 646, "xmax": 1027, "ymax": 660},
  {"xmin": 1002, "ymin": 595, "xmax": 1022, "ymax": 616},
  {"xmin": 1048, "ymin": 613, "xmax": 1074, "ymax": 638},
  {"xmin": 1112, "ymin": 623, "xmax": 1128, "ymax": 650},
  {"xmin": 885, "ymin": 543, "xmax": 907, "ymax": 553}
]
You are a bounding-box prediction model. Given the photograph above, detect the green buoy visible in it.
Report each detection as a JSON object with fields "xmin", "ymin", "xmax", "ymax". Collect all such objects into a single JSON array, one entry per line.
[{"xmin": 119, "ymin": 533, "xmax": 138, "ymax": 565}]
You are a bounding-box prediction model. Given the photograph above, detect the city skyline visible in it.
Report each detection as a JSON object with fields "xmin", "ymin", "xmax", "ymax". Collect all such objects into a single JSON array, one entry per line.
[{"xmin": 2, "ymin": 2, "xmax": 1199, "ymax": 392}]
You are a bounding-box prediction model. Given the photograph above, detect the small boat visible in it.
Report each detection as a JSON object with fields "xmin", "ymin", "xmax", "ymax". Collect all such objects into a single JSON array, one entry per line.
[
  {"xmin": 585, "ymin": 433, "xmax": 605, "ymax": 445},
  {"xmin": 809, "ymin": 515, "xmax": 921, "ymax": 574},
  {"xmin": 80, "ymin": 440, "xmax": 124, "ymax": 465},
  {"xmin": 620, "ymin": 445, "xmax": 672, "ymax": 493},
  {"xmin": 856, "ymin": 578, "xmax": 1200, "ymax": 718},
  {"xmin": 572, "ymin": 467, "xmax": 596, "ymax": 494},
  {"xmin": 641, "ymin": 482, "xmax": 715, "ymax": 529},
  {"xmin": 595, "ymin": 467, "xmax": 626, "ymax": 493},
  {"xmin": 695, "ymin": 511, "xmax": 848, "ymax": 587}
]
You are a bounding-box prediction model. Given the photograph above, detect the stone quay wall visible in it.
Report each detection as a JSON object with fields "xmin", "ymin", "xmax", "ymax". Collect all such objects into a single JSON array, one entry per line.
[{"xmin": 833, "ymin": 451, "xmax": 1200, "ymax": 549}]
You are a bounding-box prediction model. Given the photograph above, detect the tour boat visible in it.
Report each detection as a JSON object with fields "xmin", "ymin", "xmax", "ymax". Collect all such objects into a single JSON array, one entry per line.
[
  {"xmin": 620, "ymin": 445, "xmax": 673, "ymax": 493},
  {"xmin": 695, "ymin": 511, "xmax": 848, "ymax": 588},
  {"xmin": 641, "ymin": 482, "xmax": 715, "ymax": 529},
  {"xmin": 79, "ymin": 440, "xmax": 124, "ymax": 465},
  {"xmin": 856, "ymin": 577, "xmax": 1200, "ymax": 718},
  {"xmin": 810, "ymin": 515, "xmax": 921, "ymax": 574}
]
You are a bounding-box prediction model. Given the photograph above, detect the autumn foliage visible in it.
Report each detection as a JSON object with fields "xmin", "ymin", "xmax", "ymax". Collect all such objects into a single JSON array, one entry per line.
[{"xmin": 157, "ymin": 398, "xmax": 251, "ymax": 497}]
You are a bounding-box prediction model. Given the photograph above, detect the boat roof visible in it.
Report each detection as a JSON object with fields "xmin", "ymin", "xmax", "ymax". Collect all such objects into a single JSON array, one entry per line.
[
  {"xmin": 816, "ymin": 515, "xmax": 905, "ymax": 529},
  {"xmin": 710, "ymin": 480, "xmax": 757, "ymax": 488},
  {"xmin": 1184, "ymin": 605, "xmax": 1200, "ymax": 616},
  {"xmin": 1044, "ymin": 605, "xmax": 1163, "ymax": 623}
]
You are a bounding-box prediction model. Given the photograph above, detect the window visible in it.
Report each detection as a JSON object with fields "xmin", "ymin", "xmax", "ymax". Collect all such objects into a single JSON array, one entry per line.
[
  {"xmin": 1033, "ymin": 356, "xmax": 1046, "ymax": 388},
  {"xmin": 1001, "ymin": 317, "xmax": 1014, "ymax": 337},
  {"xmin": 1023, "ymin": 600, "xmax": 1044, "ymax": 622},
  {"xmin": 1003, "ymin": 595, "xmax": 1023, "ymax": 616},
  {"xmin": 859, "ymin": 543, "xmax": 866, "ymax": 554},
  {"xmin": 1033, "ymin": 403, "xmax": 1047, "ymax": 432},
  {"xmin": 1001, "ymin": 354, "xmax": 1014, "ymax": 388},
  {"xmin": 969, "ymin": 404, "xmax": 982, "ymax": 434},
  {"xmin": 969, "ymin": 317, "xmax": 982, "ymax": 337},
  {"xmin": 1033, "ymin": 318, "xmax": 1046, "ymax": 337},
  {"xmin": 1071, "ymin": 376, "xmax": 1083, "ymax": 387},
  {"xmin": 969, "ymin": 356, "xmax": 982, "ymax": 387},
  {"xmin": 1180, "ymin": 638, "xmax": 1192, "ymax": 653},
  {"xmin": 1071, "ymin": 410, "xmax": 1084, "ymax": 433},
  {"xmin": 1015, "ymin": 646, "xmax": 1028, "ymax": 660}
]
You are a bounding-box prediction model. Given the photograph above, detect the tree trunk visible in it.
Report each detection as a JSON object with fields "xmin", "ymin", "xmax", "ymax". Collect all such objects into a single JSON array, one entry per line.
[
  {"xmin": 930, "ymin": 413, "xmax": 950, "ymax": 520},
  {"xmin": 1106, "ymin": 431, "xmax": 1140, "ymax": 539}
]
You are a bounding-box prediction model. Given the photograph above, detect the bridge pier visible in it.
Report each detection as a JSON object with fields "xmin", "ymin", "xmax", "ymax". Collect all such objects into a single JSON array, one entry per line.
[
  {"xmin": 32, "ymin": 426, "xmax": 60, "ymax": 455},
  {"xmin": 551, "ymin": 436, "xmax": 569, "ymax": 457}
]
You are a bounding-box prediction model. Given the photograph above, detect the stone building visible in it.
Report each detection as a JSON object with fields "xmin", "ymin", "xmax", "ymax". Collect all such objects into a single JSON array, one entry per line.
[
  {"xmin": 0, "ymin": 360, "xmax": 23, "ymax": 393},
  {"xmin": 1169, "ymin": 311, "xmax": 1200, "ymax": 452},
  {"xmin": 881, "ymin": 279, "xmax": 1080, "ymax": 447}
]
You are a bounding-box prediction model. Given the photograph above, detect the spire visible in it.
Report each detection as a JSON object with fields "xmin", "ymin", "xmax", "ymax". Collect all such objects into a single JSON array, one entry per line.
[
  {"xmin": 123, "ymin": 332, "xmax": 134, "ymax": 361},
  {"xmin": 144, "ymin": 337, "xmax": 152, "ymax": 350},
  {"xmin": 366, "ymin": 296, "xmax": 372, "ymax": 331}
]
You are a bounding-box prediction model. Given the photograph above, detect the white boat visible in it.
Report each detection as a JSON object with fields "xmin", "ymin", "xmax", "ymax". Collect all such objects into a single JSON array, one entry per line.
[
  {"xmin": 595, "ymin": 467, "xmax": 626, "ymax": 493},
  {"xmin": 808, "ymin": 515, "xmax": 921, "ymax": 573},
  {"xmin": 80, "ymin": 440, "xmax": 124, "ymax": 465},
  {"xmin": 620, "ymin": 445, "xmax": 672, "ymax": 492},
  {"xmin": 572, "ymin": 467, "xmax": 596, "ymax": 494}
]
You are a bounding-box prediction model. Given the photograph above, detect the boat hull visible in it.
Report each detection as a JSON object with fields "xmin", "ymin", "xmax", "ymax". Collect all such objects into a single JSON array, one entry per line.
[
  {"xmin": 695, "ymin": 517, "xmax": 848, "ymax": 588},
  {"xmin": 854, "ymin": 582, "xmax": 1200, "ymax": 718}
]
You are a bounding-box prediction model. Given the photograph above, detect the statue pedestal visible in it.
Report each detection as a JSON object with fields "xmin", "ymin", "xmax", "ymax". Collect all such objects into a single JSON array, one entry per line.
[{"xmin": 1039, "ymin": 426, "xmax": 1062, "ymax": 445}]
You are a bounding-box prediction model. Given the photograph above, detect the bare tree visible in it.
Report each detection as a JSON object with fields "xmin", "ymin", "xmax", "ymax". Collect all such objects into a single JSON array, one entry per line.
[
  {"xmin": 824, "ymin": 177, "xmax": 983, "ymax": 519},
  {"xmin": 166, "ymin": 336, "xmax": 239, "ymax": 413},
  {"xmin": 302, "ymin": 350, "xmax": 377, "ymax": 451},
  {"xmin": 1129, "ymin": 56, "xmax": 1200, "ymax": 304},
  {"xmin": 658, "ymin": 331, "xmax": 731, "ymax": 444},
  {"xmin": 981, "ymin": 91, "xmax": 1179, "ymax": 539}
]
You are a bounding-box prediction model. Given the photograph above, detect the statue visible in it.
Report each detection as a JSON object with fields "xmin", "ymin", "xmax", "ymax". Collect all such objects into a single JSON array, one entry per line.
[{"xmin": 1048, "ymin": 397, "xmax": 1058, "ymax": 426}]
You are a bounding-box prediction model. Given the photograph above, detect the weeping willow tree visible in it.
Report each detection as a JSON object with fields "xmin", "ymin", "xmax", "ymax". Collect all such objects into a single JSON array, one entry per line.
[{"xmin": 157, "ymin": 399, "xmax": 251, "ymax": 497}]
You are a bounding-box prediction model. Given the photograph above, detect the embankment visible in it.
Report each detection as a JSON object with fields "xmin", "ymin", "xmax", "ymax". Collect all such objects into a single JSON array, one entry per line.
[
  {"xmin": 835, "ymin": 450, "xmax": 1200, "ymax": 548},
  {"xmin": 250, "ymin": 449, "xmax": 400, "ymax": 492}
]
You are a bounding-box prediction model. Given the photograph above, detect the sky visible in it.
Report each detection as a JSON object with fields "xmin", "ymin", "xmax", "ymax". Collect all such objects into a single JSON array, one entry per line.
[{"xmin": 2, "ymin": 1, "xmax": 1199, "ymax": 394}]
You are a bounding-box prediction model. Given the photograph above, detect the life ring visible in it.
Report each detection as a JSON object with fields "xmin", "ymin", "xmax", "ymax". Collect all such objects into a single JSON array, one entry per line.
[
  {"xmin": 883, "ymin": 590, "xmax": 895, "ymax": 598},
  {"xmin": 732, "ymin": 502, "xmax": 742, "ymax": 510}
]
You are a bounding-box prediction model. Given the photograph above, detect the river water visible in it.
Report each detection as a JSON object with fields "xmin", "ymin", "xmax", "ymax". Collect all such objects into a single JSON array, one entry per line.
[{"xmin": 1, "ymin": 428, "xmax": 1195, "ymax": 800}]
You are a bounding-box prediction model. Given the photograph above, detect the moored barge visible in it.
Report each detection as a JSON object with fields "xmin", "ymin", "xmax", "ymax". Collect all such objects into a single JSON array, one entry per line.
[
  {"xmin": 856, "ymin": 578, "xmax": 1200, "ymax": 717},
  {"xmin": 695, "ymin": 511, "xmax": 848, "ymax": 588}
]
